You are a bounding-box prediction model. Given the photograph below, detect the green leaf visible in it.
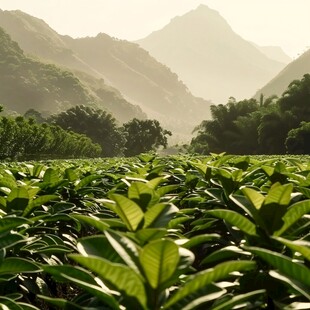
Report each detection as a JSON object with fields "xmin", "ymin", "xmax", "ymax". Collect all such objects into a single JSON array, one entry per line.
[
  {"xmin": 69, "ymin": 254, "xmax": 147, "ymax": 309},
  {"xmin": 264, "ymin": 183, "xmax": 293, "ymax": 206},
  {"xmin": 75, "ymin": 175, "xmax": 102, "ymax": 191},
  {"xmin": 37, "ymin": 296, "xmax": 84, "ymax": 310},
  {"xmin": 109, "ymin": 194, "xmax": 144, "ymax": 231},
  {"xmin": 0, "ymin": 217, "xmax": 32, "ymax": 234},
  {"xmin": 274, "ymin": 200, "xmax": 310, "ymax": 236},
  {"xmin": 23, "ymin": 195, "xmax": 58, "ymax": 217},
  {"xmin": 7, "ymin": 188, "xmax": 29, "ymax": 211},
  {"xmin": 273, "ymin": 237, "xmax": 310, "ymax": 262},
  {"xmin": 206, "ymin": 209, "xmax": 257, "ymax": 236},
  {"xmin": 182, "ymin": 234, "xmax": 221, "ymax": 249},
  {"xmin": 164, "ymin": 260, "xmax": 256, "ymax": 309},
  {"xmin": 71, "ymin": 214, "xmax": 109, "ymax": 232},
  {"xmin": 43, "ymin": 168, "xmax": 59, "ymax": 183},
  {"xmin": 0, "ymin": 233, "xmax": 25, "ymax": 249},
  {"xmin": 0, "ymin": 258, "xmax": 41, "ymax": 274},
  {"xmin": 241, "ymin": 188, "xmax": 265, "ymax": 210},
  {"xmin": 144, "ymin": 203, "xmax": 178, "ymax": 228},
  {"xmin": 269, "ymin": 270, "xmax": 310, "ymax": 300},
  {"xmin": 128, "ymin": 182, "xmax": 158, "ymax": 210},
  {"xmin": 139, "ymin": 239, "xmax": 179, "ymax": 289},
  {"xmin": 247, "ymin": 246, "xmax": 310, "ymax": 287},
  {"xmin": 42, "ymin": 265, "xmax": 119, "ymax": 309},
  {"xmin": 211, "ymin": 289, "xmax": 266, "ymax": 310},
  {"xmin": 0, "ymin": 177, "xmax": 17, "ymax": 190},
  {"xmin": 135, "ymin": 228, "xmax": 167, "ymax": 243},
  {"xmin": 105, "ymin": 230, "xmax": 140, "ymax": 272}
]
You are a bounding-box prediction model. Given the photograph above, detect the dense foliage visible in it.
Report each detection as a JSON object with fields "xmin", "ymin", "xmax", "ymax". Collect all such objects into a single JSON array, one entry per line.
[
  {"xmin": 191, "ymin": 74, "xmax": 310, "ymax": 155},
  {"xmin": 0, "ymin": 154, "xmax": 309, "ymax": 309},
  {"xmin": 123, "ymin": 118, "xmax": 172, "ymax": 156},
  {"xmin": 0, "ymin": 107, "xmax": 101, "ymax": 160}
]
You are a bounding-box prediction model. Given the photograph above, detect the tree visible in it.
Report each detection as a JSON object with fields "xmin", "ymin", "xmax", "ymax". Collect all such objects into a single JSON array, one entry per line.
[
  {"xmin": 285, "ymin": 122, "xmax": 310, "ymax": 154},
  {"xmin": 190, "ymin": 98, "xmax": 259, "ymax": 154},
  {"xmin": 50, "ymin": 105, "xmax": 125, "ymax": 157},
  {"xmin": 123, "ymin": 119, "xmax": 171, "ymax": 156}
]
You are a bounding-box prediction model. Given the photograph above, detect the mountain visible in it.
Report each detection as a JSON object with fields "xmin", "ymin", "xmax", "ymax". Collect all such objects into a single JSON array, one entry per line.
[
  {"xmin": 0, "ymin": 9, "xmax": 212, "ymax": 137},
  {"xmin": 137, "ymin": 4, "xmax": 286, "ymax": 104},
  {"xmin": 254, "ymin": 48, "xmax": 310, "ymax": 99},
  {"xmin": 0, "ymin": 26, "xmax": 144, "ymax": 121},
  {"xmin": 251, "ymin": 43, "xmax": 292, "ymax": 64}
]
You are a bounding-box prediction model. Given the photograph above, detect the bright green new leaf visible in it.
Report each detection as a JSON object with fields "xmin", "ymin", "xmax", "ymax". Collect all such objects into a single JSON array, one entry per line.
[
  {"xmin": 7, "ymin": 187, "xmax": 29, "ymax": 211},
  {"xmin": 273, "ymin": 237, "xmax": 310, "ymax": 262},
  {"xmin": 164, "ymin": 260, "xmax": 256, "ymax": 309},
  {"xmin": 143, "ymin": 203, "xmax": 178, "ymax": 228},
  {"xmin": 241, "ymin": 187, "xmax": 265, "ymax": 210},
  {"xmin": 247, "ymin": 246, "xmax": 310, "ymax": 287},
  {"xmin": 206, "ymin": 209, "xmax": 257, "ymax": 236},
  {"xmin": 110, "ymin": 194, "xmax": 144, "ymax": 231},
  {"xmin": 139, "ymin": 239, "xmax": 179, "ymax": 289},
  {"xmin": 69, "ymin": 254, "xmax": 147, "ymax": 309},
  {"xmin": 264, "ymin": 183, "xmax": 293, "ymax": 206},
  {"xmin": 71, "ymin": 214, "xmax": 110, "ymax": 232},
  {"xmin": 274, "ymin": 200, "xmax": 310, "ymax": 236}
]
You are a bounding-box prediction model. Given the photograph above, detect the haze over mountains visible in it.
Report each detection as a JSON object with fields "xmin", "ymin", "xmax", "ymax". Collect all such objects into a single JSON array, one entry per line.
[
  {"xmin": 255, "ymin": 48, "xmax": 310, "ymax": 99},
  {"xmin": 0, "ymin": 9, "xmax": 212, "ymax": 137},
  {"xmin": 137, "ymin": 4, "xmax": 288, "ymax": 103}
]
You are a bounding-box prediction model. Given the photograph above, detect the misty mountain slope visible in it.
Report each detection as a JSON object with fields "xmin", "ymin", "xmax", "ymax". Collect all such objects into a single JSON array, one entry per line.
[
  {"xmin": 251, "ymin": 44, "xmax": 292, "ymax": 64},
  {"xmin": 63, "ymin": 33, "xmax": 211, "ymax": 126},
  {"xmin": 137, "ymin": 4, "xmax": 286, "ymax": 104},
  {"xmin": 254, "ymin": 48, "xmax": 310, "ymax": 99},
  {"xmin": 0, "ymin": 9, "xmax": 212, "ymax": 136},
  {"xmin": 0, "ymin": 26, "xmax": 145, "ymax": 121},
  {"xmin": 0, "ymin": 10, "xmax": 145, "ymax": 122},
  {"xmin": 0, "ymin": 9, "xmax": 100, "ymax": 78}
]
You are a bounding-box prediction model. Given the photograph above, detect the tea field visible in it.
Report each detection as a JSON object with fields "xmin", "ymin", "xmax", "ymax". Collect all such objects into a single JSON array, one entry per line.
[{"xmin": 0, "ymin": 154, "xmax": 310, "ymax": 309}]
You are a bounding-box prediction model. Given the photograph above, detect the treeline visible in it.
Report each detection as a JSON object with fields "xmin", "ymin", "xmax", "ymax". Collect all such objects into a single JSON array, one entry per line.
[
  {"xmin": 190, "ymin": 74, "xmax": 310, "ymax": 155},
  {"xmin": 0, "ymin": 105, "xmax": 171, "ymax": 161}
]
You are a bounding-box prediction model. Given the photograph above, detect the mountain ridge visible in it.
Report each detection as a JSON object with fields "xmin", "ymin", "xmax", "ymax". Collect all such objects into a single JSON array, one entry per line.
[{"xmin": 137, "ymin": 4, "xmax": 286, "ymax": 103}]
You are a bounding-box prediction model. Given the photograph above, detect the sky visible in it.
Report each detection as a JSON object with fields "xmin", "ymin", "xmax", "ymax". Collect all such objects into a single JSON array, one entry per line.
[{"xmin": 0, "ymin": 0, "xmax": 309, "ymax": 58}]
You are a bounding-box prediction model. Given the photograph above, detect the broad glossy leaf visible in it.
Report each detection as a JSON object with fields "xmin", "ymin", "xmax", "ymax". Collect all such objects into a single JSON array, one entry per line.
[
  {"xmin": 164, "ymin": 260, "xmax": 256, "ymax": 309},
  {"xmin": 105, "ymin": 230, "xmax": 140, "ymax": 272},
  {"xmin": 143, "ymin": 203, "xmax": 178, "ymax": 228},
  {"xmin": 273, "ymin": 237, "xmax": 310, "ymax": 262},
  {"xmin": 75, "ymin": 175, "xmax": 102, "ymax": 190},
  {"xmin": 247, "ymin": 246, "xmax": 310, "ymax": 287},
  {"xmin": 42, "ymin": 265, "xmax": 119, "ymax": 309},
  {"xmin": 110, "ymin": 194, "xmax": 144, "ymax": 231},
  {"xmin": 128, "ymin": 182, "xmax": 158, "ymax": 210},
  {"xmin": 0, "ymin": 233, "xmax": 25, "ymax": 249},
  {"xmin": 71, "ymin": 214, "xmax": 109, "ymax": 232},
  {"xmin": 0, "ymin": 217, "xmax": 32, "ymax": 234},
  {"xmin": 7, "ymin": 187, "xmax": 29, "ymax": 211},
  {"xmin": 43, "ymin": 168, "xmax": 59, "ymax": 183},
  {"xmin": 23, "ymin": 195, "xmax": 58, "ymax": 217},
  {"xmin": 135, "ymin": 228, "xmax": 167, "ymax": 243},
  {"xmin": 139, "ymin": 239, "xmax": 179, "ymax": 289},
  {"xmin": 0, "ymin": 177, "xmax": 17, "ymax": 190},
  {"xmin": 0, "ymin": 258, "xmax": 41, "ymax": 274},
  {"xmin": 69, "ymin": 254, "xmax": 147, "ymax": 309},
  {"xmin": 37, "ymin": 296, "xmax": 84, "ymax": 310},
  {"xmin": 182, "ymin": 234, "xmax": 221, "ymax": 249},
  {"xmin": 269, "ymin": 270, "xmax": 310, "ymax": 300},
  {"xmin": 241, "ymin": 187, "xmax": 264, "ymax": 210},
  {"xmin": 274, "ymin": 200, "xmax": 310, "ymax": 236},
  {"xmin": 206, "ymin": 209, "xmax": 257, "ymax": 236},
  {"xmin": 211, "ymin": 289, "xmax": 266, "ymax": 310}
]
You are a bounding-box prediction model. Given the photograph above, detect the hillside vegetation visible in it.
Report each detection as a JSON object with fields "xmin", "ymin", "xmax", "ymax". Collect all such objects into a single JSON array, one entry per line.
[{"xmin": 0, "ymin": 9, "xmax": 211, "ymax": 136}]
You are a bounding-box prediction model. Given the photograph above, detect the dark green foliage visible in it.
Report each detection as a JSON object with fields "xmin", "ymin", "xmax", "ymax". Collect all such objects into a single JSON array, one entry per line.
[
  {"xmin": 50, "ymin": 105, "xmax": 125, "ymax": 157},
  {"xmin": 286, "ymin": 122, "xmax": 310, "ymax": 154},
  {"xmin": 123, "ymin": 118, "xmax": 172, "ymax": 156},
  {"xmin": 0, "ymin": 113, "xmax": 101, "ymax": 160},
  {"xmin": 191, "ymin": 74, "xmax": 310, "ymax": 155}
]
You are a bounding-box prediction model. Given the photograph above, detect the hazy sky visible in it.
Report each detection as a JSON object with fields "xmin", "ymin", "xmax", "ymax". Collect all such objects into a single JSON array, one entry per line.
[{"xmin": 0, "ymin": 0, "xmax": 309, "ymax": 58}]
